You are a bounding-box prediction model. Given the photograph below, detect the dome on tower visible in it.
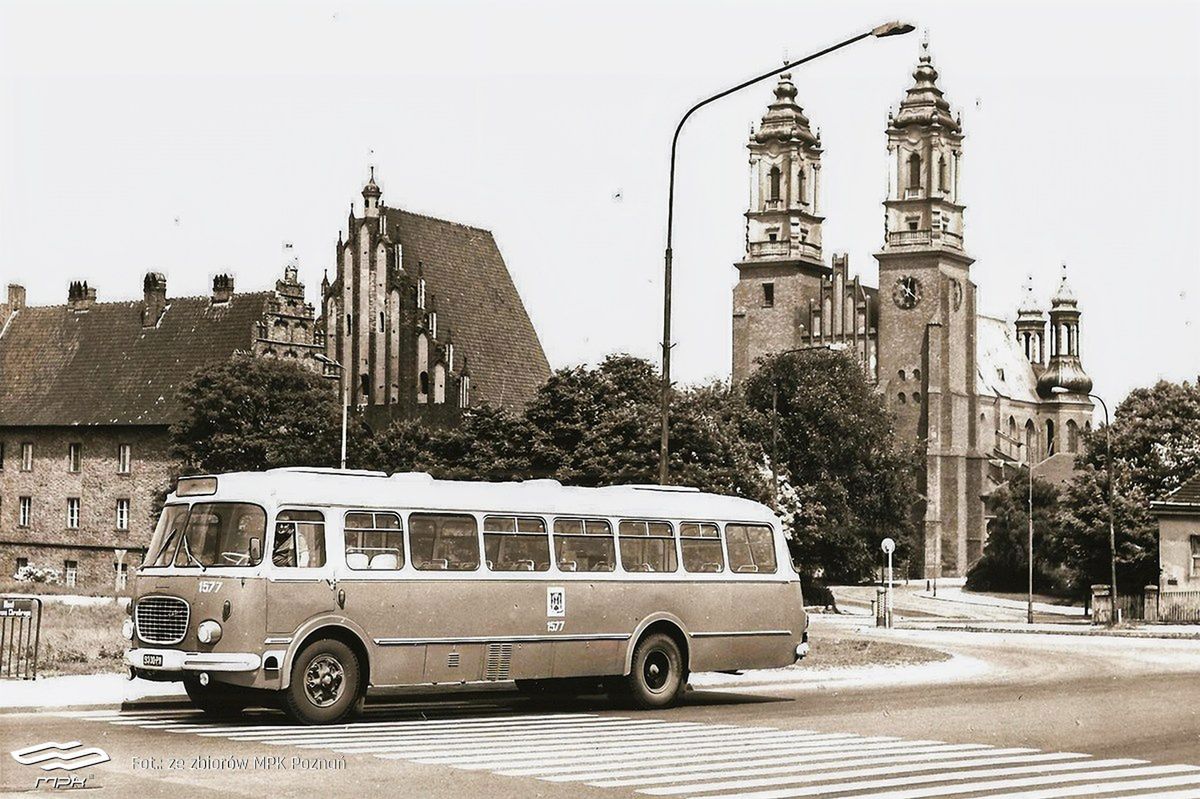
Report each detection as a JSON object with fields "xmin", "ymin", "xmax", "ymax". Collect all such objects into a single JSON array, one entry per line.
[
  {"xmin": 1051, "ymin": 264, "xmax": 1077, "ymax": 307},
  {"xmin": 1016, "ymin": 274, "xmax": 1044, "ymax": 320},
  {"xmin": 362, "ymin": 167, "xmax": 382, "ymax": 199},
  {"xmin": 892, "ymin": 41, "xmax": 960, "ymax": 133},
  {"xmin": 755, "ymin": 73, "xmax": 819, "ymax": 146}
]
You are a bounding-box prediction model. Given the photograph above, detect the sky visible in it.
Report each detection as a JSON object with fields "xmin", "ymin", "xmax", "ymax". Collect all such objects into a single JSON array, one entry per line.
[{"xmin": 1, "ymin": 0, "xmax": 1197, "ymax": 411}]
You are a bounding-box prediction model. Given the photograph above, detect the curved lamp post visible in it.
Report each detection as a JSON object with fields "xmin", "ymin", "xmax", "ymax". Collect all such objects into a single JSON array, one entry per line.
[{"xmin": 657, "ymin": 21, "xmax": 916, "ymax": 485}]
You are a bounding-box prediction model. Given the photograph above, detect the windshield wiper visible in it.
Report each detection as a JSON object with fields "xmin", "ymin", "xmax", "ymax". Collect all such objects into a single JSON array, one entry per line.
[
  {"xmin": 148, "ymin": 526, "xmax": 181, "ymax": 566},
  {"xmin": 179, "ymin": 531, "xmax": 207, "ymax": 571}
]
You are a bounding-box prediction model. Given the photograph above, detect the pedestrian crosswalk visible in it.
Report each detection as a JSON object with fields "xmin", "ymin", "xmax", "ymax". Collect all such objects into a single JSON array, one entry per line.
[{"xmin": 70, "ymin": 705, "xmax": 1200, "ymax": 798}]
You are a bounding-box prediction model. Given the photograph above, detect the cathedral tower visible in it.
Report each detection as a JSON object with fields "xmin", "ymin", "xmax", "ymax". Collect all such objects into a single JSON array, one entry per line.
[
  {"xmin": 875, "ymin": 41, "xmax": 982, "ymax": 578},
  {"xmin": 1015, "ymin": 275, "xmax": 1047, "ymax": 366}
]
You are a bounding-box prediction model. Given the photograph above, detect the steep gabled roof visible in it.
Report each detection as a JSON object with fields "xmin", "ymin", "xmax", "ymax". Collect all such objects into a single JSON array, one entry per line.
[
  {"xmin": 1155, "ymin": 472, "xmax": 1200, "ymax": 509},
  {"xmin": 384, "ymin": 208, "xmax": 550, "ymax": 409},
  {"xmin": 0, "ymin": 293, "xmax": 272, "ymax": 426},
  {"xmin": 976, "ymin": 314, "xmax": 1039, "ymax": 403}
]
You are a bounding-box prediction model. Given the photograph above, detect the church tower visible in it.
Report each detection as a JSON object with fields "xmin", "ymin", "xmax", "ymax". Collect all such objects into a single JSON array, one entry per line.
[
  {"xmin": 732, "ymin": 74, "xmax": 828, "ymax": 382},
  {"xmin": 875, "ymin": 41, "xmax": 983, "ymax": 578},
  {"xmin": 1015, "ymin": 274, "xmax": 1048, "ymax": 366}
]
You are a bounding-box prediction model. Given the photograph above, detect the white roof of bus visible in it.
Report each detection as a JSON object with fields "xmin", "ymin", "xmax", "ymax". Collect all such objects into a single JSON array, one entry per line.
[{"xmin": 175, "ymin": 468, "xmax": 778, "ymax": 525}]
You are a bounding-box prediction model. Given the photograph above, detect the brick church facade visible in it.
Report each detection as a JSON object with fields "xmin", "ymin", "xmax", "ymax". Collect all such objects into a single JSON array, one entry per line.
[{"xmin": 732, "ymin": 44, "xmax": 1095, "ymax": 578}]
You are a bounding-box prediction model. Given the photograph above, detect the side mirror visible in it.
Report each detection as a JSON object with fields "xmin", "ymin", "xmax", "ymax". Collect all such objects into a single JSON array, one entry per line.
[{"xmin": 249, "ymin": 538, "xmax": 262, "ymax": 564}]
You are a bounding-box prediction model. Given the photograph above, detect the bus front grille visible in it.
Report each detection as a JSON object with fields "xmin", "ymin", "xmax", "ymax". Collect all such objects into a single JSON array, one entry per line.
[
  {"xmin": 484, "ymin": 642, "xmax": 513, "ymax": 680},
  {"xmin": 135, "ymin": 596, "xmax": 190, "ymax": 645}
]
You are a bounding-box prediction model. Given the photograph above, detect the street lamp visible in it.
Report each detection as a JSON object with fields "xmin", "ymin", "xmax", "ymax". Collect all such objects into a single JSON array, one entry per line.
[
  {"xmin": 315, "ymin": 354, "xmax": 349, "ymax": 470},
  {"xmin": 656, "ymin": 21, "xmax": 916, "ymax": 485},
  {"xmin": 993, "ymin": 426, "xmax": 1035, "ymax": 625},
  {"xmin": 1052, "ymin": 387, "xmax": 1117, "ymax": 625}
]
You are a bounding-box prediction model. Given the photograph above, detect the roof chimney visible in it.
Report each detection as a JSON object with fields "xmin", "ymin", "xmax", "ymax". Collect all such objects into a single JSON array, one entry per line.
[
  {"xmin": 142, "ymin": 272, "xmax": 167, "ymax": 327},
  {"xmin": 7, "ymin": 284, "xmax": 25, "ymax": 311},
  {"xmin": 212, "ymin": 273, "xmax": 234, "ymax": 304},
  {"xmin": 67, "ymin": 280, "xmax": 97, "ymax": 311}
]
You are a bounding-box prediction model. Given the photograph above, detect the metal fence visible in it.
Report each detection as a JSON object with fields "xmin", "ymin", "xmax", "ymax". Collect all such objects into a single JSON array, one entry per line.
[{"xmin": 0, "ymin": 596, "xmax": 42, "ymax": 679}]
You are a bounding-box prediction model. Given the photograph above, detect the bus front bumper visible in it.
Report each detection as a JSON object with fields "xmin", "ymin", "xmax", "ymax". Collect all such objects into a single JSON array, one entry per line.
[{"xmin": 125, "ymin": 648, "xmax": 262, "ymax": 673}]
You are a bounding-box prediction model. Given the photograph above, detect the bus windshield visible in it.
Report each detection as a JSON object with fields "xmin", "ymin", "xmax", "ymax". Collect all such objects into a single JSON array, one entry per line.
[{"xmin": 144, "ymin": 503, "xmax": 266, "ymax": 568}]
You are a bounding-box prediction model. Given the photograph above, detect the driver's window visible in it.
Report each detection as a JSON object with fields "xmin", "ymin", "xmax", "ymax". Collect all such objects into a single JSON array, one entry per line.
[{"xmin": 274, "ymin": 510, "xmax": 327, "ymax": 568}]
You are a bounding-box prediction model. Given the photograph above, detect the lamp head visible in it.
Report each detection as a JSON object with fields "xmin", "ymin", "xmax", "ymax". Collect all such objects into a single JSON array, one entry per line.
[{"xmin": 872, "ymin": 21, "xmax": 916, "ymax": 38}]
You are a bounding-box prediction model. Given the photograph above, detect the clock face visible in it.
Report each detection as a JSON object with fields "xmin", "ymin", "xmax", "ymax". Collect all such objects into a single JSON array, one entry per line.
[{"xmin": 892, "ymin": 275, "xmax": 922, "ymax": 309}]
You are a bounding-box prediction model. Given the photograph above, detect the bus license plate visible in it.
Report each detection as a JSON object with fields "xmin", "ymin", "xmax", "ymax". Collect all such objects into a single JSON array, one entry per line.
[{"xmin": 143, "ymin": 654, "xmax": 163, "ymax": 667}]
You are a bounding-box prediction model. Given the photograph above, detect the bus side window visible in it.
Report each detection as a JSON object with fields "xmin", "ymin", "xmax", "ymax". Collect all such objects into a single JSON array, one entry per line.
[
  {"xmin": 484, "ymin": 516, "xmax": 550, "ymax": 571},
  {"xmin": 725, "ymin": 523, "xmax": 777, "ymax": 574},
  {"xmin": 345, "ymin": 511, "xmax": 404, "ymax": 570},
  {"xmin": 410, "ymin": 513, "xmax": 479, "ymax": 571},
  {"xmin": 274, "ymin": 510, "xmax": 327, "ymax": 568},
  {"xmin": 552, "ymin": 518, "xmax": 614, "ymax": 572},
  {"xmin": 680, "ymin": 522, "xmax": 724, "ymax": 573},
  {"xmin": 618, "ymin": 520, "xmax": 678, "ymax": 573}
]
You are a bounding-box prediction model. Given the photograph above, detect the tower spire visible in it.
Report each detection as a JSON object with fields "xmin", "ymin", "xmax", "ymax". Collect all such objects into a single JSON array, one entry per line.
[{"xmin": 1037, "ymin": 263, "xmax": 1093, "ymax": 397}]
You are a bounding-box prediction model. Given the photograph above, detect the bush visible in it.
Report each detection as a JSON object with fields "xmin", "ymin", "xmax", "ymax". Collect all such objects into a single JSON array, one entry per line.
[{"xmin": 13, "ymin": 565, "xmax": 61, "ymax": 584}]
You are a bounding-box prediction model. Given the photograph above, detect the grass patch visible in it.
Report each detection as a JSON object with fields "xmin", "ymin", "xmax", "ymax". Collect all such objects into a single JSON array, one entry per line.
[
  {"xmin": 804, "ymin": 622, "xmax": 950, "ymax": 670},
  {"xmin": 28, "ymin": 601, "xmax": 128, "ymax": 676}
]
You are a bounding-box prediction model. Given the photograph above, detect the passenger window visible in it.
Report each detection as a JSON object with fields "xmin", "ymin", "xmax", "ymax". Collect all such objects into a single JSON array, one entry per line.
[
  {"xmin": 725, "ymin": 523, "xmax": 777, "ymax": 574},
  {"xmin": 344, "ymin": 511, "xmax": 404, "ymax": 570},
  {"xmin": 484, "ymin": 516, "xmax": 550, "ymax": 572},
  {"xmin": 273, "ymin": 510, "xmax": 327, "ymax": 568},
  {"xmin": 618, "ymin": 520, "xmax": 678, "ymax": 573},
  {"xmin": 410, "ymin": 513, "xmax": 479, "ymax": 571},
  {"xmin": 553, "ymin": 518, "xmax": 615, "ymax": 572},
  {"xmin": 680, "ymin": 522, "xmax": 724, "ymax": 573}
]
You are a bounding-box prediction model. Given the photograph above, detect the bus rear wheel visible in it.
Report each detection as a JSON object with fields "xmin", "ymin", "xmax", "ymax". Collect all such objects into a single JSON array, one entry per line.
[
  {"xmin": 618, "ymin": 632, "xmax": 687, "ymax": 710},
  {"xmin": 283, "ymin": 638, "xmax": 362, "ymax": 725}
]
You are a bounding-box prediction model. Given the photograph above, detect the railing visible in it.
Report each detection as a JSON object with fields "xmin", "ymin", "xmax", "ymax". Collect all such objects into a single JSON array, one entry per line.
[
  {"xmin": 886, "ymin": 228, "xmax": 964, "ymax": 250},
  {"xmin": 0, "ymin": 597, "xmax": 42, "ymax": 680},
  {"xmin": 747, "ymin": 240, "xmax": 821, "ymax": 260},
  {"xmin": 1159, "ymin": 590, "xmax": 1200, "ymax": 623}
]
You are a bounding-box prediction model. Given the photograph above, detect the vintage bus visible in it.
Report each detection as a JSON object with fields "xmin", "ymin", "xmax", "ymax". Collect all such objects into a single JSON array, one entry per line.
[{"xmin": 124, "ymin": 468, "xmax": 809, "ymax": 724}]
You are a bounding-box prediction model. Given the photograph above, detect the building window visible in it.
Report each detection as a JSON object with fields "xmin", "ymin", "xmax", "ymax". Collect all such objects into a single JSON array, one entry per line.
[
  {"xmin": 18, "ymin": 497, "xmax": 31, "ymax": 528},
  {"xmin": 16, "ymin": 557, "xmax": 28, "ymax": 574},
  {"xmin": 416, "ymin": 277, "xmax": 426, "ymax": 310},
  {"xmin": 938, "ymin": 155, "xmax": 948, "ymax": 192},
  {"xmin": 433, "ymin": 363, "xmax": 447, "ymax": 404},
  {"xmin": 762, "ymin": 283, "xmax": 775, "ymax": 308},
  {"xmin": 64, "ymin": 560, "xmax": 77, "ymax": 588},
  {"xmin": 116, "ymin": 499, "xmax": 130, "ymax": 532},
  {"xmin": 378, "ymin": 311, "xmax": 385, "ymax": 332},
  {"xmin": 912, "ymin": 392, "xmax": 922, "ymax": 404},
  {"xmin": 429, "ymin": 311, "xmax": 438, "ymax": 339},
  {"xmin": 796, "ymin": 167, "xmax": 806, "ymax": 205},
  {"xmin": 906, "ymin": 217, "xmax": 920, "ymax": 231},
  {"xmin": 913, "ymin": 368, "xmax": 921, "ymax": 382},
  {"xmin": 898, "ymin": 369, "xmax": 906, "ymax": 381},
  {"xmin": 21, "ymin": 442, "xmax": 33, "ymax": 471},
  {"xmin": 459, "ymin": 375, "xmax": 471, "ymax": 408},
  {"xmin": 1046, "ymin": 420, "xmax": 1056, "ymax": 456},
  {"xmin": 898, "ymin": 393, "xmax": 907, "ymax": 405},
  {"xmin": 345, "ymin": 312, "xmax": 354, "ymax": 336},
  {"xmin": 418, "ymin": 371, "xmax": 430, "ymax": 397},
  {"xmin": 907, "ymin": 152, "xmax": 922, "ymax": 190},
  {"xmin": 66, "ymin": 498, "xmax": 80, "ymax": 530},
  {"xmin": 114, "ymin": 561, "xmax": 129, "ymax": 590},
  {"xmin": 446, "ymin": 343, "xmax": 455, "ymax": 371},
  {"xmin": 68, "ymin": 442, "xmax": 81, "ymax": 473},
  {"xmin": 359, "ymin": 374, "xmax": 371, "ymax": 399},
  {"xmin": 1067, "ymin": 419, "xmax": 1080, "ymax": 454},
  {"xmin": 768, "ymin": 165, "xmax": 781, "ymax": 201},
  {"xmin": 117, "ymin": 444, "xmax": 131, "ymax": 475}
]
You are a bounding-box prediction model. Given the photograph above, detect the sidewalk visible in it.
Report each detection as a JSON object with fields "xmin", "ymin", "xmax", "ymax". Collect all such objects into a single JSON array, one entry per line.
[
  {"xmin": 0, "ymin": 672, "xmax": 184, "ymax": 712},
  {"xmin": 901, "ymin": 619, "xmax": 1200, "ymax": 639},
  {"xmin": 915, "ymin": 586, "xmax": 1087, "ymax": 617}
]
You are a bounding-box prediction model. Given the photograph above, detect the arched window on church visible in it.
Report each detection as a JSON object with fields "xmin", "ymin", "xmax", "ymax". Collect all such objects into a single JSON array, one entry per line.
[
  {"xmin": 1025, "ymin": 419, "xmax": 1036, "ymax": 461},
  {"xmin": 907, "ymin": 152, "xmax": 922, "ymax": 191},
  {"xmin": 433, "ymin": 363, "xmax": 446, "ymax": 404},
  {"xmin": 417, "ymin": 333, "xmax": 429, "ymax": 404},
  {"xmin": 1046, "ymin": 419, "xmax": 1056, "ymax": 456},
  {"xmin": 768, "ymin": 166, "xmax": 781, "ymax": 202},
  {"xmin": 1066, "ymin": 419, "xmax": 1080, "ymax": 453},
  {"xmin": 459, "ymin": 375, "xmax": 471, "ymax": 409},
  {"xmin": 796, "ymin": 166, "xmax": 806, "ymax": 205},
  {"xmin": 1008, "ymin": 416, "xmax": 1017, "ymax": 456},
  {"xmin": 938, "ymin": 155, "xmax": 948, "ymax": 192}
]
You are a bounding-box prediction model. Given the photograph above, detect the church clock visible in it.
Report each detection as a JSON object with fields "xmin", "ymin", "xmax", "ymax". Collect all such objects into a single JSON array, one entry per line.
[{"xmin": 892, "ymin": 275, "xmax": 922, "ymax": 309}]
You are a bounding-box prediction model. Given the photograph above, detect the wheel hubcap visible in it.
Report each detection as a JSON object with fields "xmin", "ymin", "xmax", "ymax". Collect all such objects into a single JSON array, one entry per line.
[
  {"xmin": 303, "ymin": 654, "xmax": 345, "ymax": 707},
  {"xmin": 643, "ymin": 649, "xmax": 671, "ymax": 692}
]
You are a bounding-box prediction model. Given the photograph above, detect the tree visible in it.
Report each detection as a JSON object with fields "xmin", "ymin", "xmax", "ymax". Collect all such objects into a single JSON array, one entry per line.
[
  {"xmin": 966, "ymin": 467, "xmax": 1062, "ymax": 593},
  {"xmin": 171, "ymin": 355, "xmax": 340, "ymax": 474},
  {"xmin": 740, "ymin": 349, "xmax": 921, "ymax": 583}
]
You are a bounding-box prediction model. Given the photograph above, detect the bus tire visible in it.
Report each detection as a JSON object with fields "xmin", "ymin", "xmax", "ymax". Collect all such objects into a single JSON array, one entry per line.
[
  {"xmin": 621, "ymin": 632, "xmax": 687, "ymax": 710},
  {"xmin": 283, "ymin": 638, "xmax": 362, "ymax": 725},
  {"xmin": 183, "ymin": 676, "xmax": 247, "ymax": 719}
]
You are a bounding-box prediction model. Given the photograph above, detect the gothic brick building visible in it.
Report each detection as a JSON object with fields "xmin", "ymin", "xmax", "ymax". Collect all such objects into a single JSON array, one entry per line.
[
  {"xmin": 0, "ymin": 267, "xmax": 320, "ymax": 588},
  {"xmin": 731, "ymin": 44, "xmax": 1095, "ymax": 578},
  {"xmin": 318, "ymin": 172, "xmax": 551, "ymax": 429}
]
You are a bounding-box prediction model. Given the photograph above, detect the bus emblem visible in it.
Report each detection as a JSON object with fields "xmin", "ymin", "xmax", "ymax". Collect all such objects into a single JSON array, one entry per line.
[{"xmin": 546, "ymin": 587, "xmax": 565, "ymax": 618}]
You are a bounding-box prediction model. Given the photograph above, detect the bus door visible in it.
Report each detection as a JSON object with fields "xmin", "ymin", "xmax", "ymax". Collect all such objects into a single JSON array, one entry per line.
[{"xmin": 265, "ymin": 509, "xmax": 338, "ymax": 638}]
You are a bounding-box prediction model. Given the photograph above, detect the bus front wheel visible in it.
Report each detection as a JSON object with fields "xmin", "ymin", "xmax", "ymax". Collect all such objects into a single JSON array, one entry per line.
[
  {"xmin": 283, "ymin": 638, "xmax": 362, "ymax": 725},
  {"xmin": 618, "ymin": 632, "xmax": 687, "ymax": 710}
]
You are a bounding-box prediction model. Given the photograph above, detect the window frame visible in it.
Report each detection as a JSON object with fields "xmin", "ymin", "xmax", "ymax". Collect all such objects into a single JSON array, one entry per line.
[
  {"xmin": 271, "ymin": 508, "xmax": 328, "ymax": 571},
  {"xmin": 66, "ymin": 497, "xmax": 80, "ymax": 530},
  {"xmin": 679, "ymin": 521, "xmax": 726, "ymax": 574},
  {"xmin": 116, "ymin": 498, "xmax": 130, "ymax": 532},
  {"xmin": 117, "ymin": 443, "xmax": 132, "ymax": 475},
  {"xmin": 617, "ymin": 519, "xmax": 680, "ymax": 574},
  {"xmin": 1190, "ymin": 535, "xmax": 1200, "ymax": 578},
  {"xmin": 67, "ymin": 442, "xmax": 82, "ymax": 473},
  {"xmin": 409, "ymin": 512, "xmax": 481, "ymax": 572},
  {"xmin": 724, "ymin": 522, "xmax": 780, "ymax": 575},
  {"xmin": 483, "ymin": 514, "xmax": 551, "ymax": 573},
  {"xmin": 552, "ymin": 517, "xmax": 616, "ymax": 573},
  {"xmin": 18, "ymin": 496, "xmax": 31, "ymax": 528},
  {"xmin": 20, "ymin": 442, "xmax": 33, "ymax": 472},
  {"xmin": 343, "ymin": 509, "xmax": 405, "ymax": 571}
]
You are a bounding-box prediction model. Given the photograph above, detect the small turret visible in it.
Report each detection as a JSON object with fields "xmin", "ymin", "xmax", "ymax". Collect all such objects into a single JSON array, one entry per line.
[
  {"xmin": 362, "ymin": 167, "xmax": 382, "ymax": 218},
  {"xmin": 1014, "ymin": 274, "xmax": 1047, "ymax": 365},
  {"xmin": 1037, "ymin": 264, "xmax": 1093, "ymax": 397}
]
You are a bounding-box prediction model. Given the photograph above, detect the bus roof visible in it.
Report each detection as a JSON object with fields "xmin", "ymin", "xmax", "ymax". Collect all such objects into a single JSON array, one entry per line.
[{"xmin": 174, "ymin": 468, "xmax": 779, "ymax": 525}]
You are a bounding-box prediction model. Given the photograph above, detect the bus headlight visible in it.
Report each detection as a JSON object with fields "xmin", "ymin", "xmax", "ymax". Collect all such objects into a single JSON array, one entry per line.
[
  {"xmin": 196, "ymin": 620, "xmax": 223, "ymax": 644},
  {"xmin": 121, "ymin": 619, "xmax": 134, "ymax": 641}
]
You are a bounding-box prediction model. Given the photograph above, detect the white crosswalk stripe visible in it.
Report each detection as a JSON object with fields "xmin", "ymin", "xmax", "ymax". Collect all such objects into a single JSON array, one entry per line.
[{"xmin": 71, "ymin": 706, "xmax": 1200, "ymax": 798}]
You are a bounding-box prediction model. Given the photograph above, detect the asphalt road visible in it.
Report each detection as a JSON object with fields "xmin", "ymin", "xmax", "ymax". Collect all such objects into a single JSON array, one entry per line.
[{"xmin": 4, "ymin": 622, "xmax": 1200, "ymax": 799}]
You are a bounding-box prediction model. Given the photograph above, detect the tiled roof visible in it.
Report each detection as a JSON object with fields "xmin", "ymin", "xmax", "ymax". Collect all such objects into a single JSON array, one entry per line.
[
  {"xmin": 385, "ymin": 208, "xmax": 551, "ymax": 409},
  {"xmin": 976, "ymin": 314, "xmax": 1040, "ymax": 403},
  {"xmin": 0, "ymin": 293, "xmax": 271, "ymax": 426},
  {"xmin": 1159, "ymin": 472, "xmax": 1200, "ymax": 507}
]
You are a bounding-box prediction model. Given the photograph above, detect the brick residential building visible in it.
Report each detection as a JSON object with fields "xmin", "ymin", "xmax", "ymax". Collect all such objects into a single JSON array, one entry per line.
[
  {"xmin": 0, "ymin": 267, "xmax": 321, "ymax": 589},
  {"xmin": 731, "ymin": 44, "xmax": 1096, "ymax": 578}
]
